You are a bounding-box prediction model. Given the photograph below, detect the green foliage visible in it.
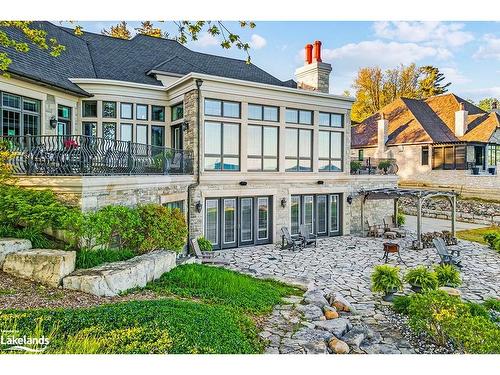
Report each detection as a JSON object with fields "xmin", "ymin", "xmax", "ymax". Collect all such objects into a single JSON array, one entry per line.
[
  {"xmin": 0, "ymin": 224, "xmax": 54, "ymax": 249},
  {"xmin": 434, "ymin": 264, "xmax": 461, "ymax": 287},
  {"xmin": 2, "ymin": 298, "xmax": 264, "ymax": 354},
  {"xmin": 404, "ymin": 266, "xmax": 439, "ymax": 291},
  {"xmin": 484, "ymin": 231, "xmax": 500, "ymax": 252},
  {"xmin": 137, "ymin": 204, "xmax": 187, "ymax": 253},
  {"xmin": 75, "ymin": 248, "xmax": 136, "ymax": 269},
  {"xmin": 397, "ymin": 210, "xmax": 406, "ymax": 226},
  {"xmin": 417, "ymin": 66, "xmax": 451, "ymax": 98},
  {"xmin": 483, "ymin": 298, "xmax": 500, "ymax": 312},
  {"xmin": 197, "ymin": 236, "xmax": 213, "ymax": 251},
  {"xmin": 350, "ymin": 160, "xmax": 362, "ymax": 173},
  {"xmin": 392, "ymin": 295, "xmax": 411, "ymax": 315},
  {"xmin": 371, "ymin": 265, "xmax": 403, "ymax": 294},
  {"xmin": 398, "ymin": 290, "xmax": 500, "ymax": 353},
  {"xmin": 377, "ymin": 160, "xmax": 392, "ymax": 173},
  {"xmin": 143, "ymin": 264, "xmax": 301, "ymax": 314}
]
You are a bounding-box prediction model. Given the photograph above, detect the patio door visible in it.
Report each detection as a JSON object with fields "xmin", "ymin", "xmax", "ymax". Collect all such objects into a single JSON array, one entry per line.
[
  {"xmin": 222, "ymin": 198, "xmax": 237, "ymax": 249},
  {"xmin": 239, "ymin": 197, "xmax": 253, "ymax": 246},
  {"xmin": 290, "ymin": 194, "xmax": 342, "ymax": 237},
  {"xmin": 171, "ymin": 124, "xmax": 183, "ymax": 150}
]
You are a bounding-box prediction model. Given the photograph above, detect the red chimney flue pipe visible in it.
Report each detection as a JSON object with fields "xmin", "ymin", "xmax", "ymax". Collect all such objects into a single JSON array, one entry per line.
[
  {"xmin": 313, "ymin": 40, "xmax": 322, "ymax": 62},
  {"xmin": 305, "ymin": 44, "xmax": 313, "ymax": 64}
]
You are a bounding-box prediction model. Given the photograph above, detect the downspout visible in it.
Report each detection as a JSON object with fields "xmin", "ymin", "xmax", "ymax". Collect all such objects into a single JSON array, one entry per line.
[{"xmin": 186, "ymin": 78, "xmax": 203, "ymax": 253}]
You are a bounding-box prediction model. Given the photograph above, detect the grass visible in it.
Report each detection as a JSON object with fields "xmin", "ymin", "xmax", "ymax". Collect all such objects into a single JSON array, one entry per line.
[
  {"xmin": 75, "ymin": 248, "xmax": 137, "ymax": 269},
  {"xmin": 0, "ymin": 299, "xmax": 263, "ymax": 354},
  {"xmin": 142, "ymin": 264, "xmax": 301, "ymax": 314},
  {"xmin": 0, "ymin": 288, "xmax": 16, "ymax": 296},
  {"xmin": 456, "ymin": 226, "xmax": 500, "ymax": 245}
]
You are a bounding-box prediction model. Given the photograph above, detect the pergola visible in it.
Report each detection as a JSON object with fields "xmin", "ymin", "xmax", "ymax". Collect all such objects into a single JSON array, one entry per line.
[{"xmin": 350, "ymin": 187, "xmax": 458, "ymax": 249}]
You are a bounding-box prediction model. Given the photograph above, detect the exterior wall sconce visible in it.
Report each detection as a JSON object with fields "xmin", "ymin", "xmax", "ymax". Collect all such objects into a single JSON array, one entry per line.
[
  {"xmin": 280, "ymin": 198, "xmax": 287, "ymax": 208},
  {"xmin": 49, "ymin": 116, "xmax": 57, "ymax": 129},
  {"xmin": 347, "ymin": 195, "xmax": 353, "ymax": 205},
  {"xmin": 317, "ymin": 180, "xmax": 324, "ymax": 185},
  {"xmin": 182, "ymin": 121, "xmax": 189, "ymax": 131},
  {"xmin": 239, "ymin": 181, "xmax": 247, "ymax": 186},
  {"xmin": 195, "ymin": 201, "xmax": 202, "ymax": 213}
]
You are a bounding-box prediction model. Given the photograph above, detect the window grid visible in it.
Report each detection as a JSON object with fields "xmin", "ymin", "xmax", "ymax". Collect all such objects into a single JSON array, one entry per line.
[
  {"xmin": 285, "ymin": 108, "xmax": 313, "ymax": 125},
  {"xmin": 247, "ymin": 125, "xmax": 278, "ymax": 171},
  {"xmin": 1, "ymin": 91, "xmax": 40, "ymax": 137},
  {"xmin": 248, "ymin": 104, "xmax": 279, "ymax": 122},
  {"xmin": 204, "ymin": 98, "xmax": 241, "ymax": 118},
  {"xmin": 285, "ymin": 128, "xmax": 312, "ymax": 172},
  {"xmin": 318, "ymin": 130, "xmax": 343, "ymax": 172},
  {"xmin": 319, "ymin": 112, "xmax": 344, "ymax": 128},
  {"xmin": 204, "ymin": 122, "xmax": 240, "ymax": 171}
]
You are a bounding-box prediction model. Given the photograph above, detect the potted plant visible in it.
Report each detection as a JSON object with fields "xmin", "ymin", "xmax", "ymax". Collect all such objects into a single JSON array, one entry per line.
[
  {"xmin": 197, "ymin": 236, "xmax": 213, "ymax": 252},
  {"xmin": 472, "ymin": 166, "xmax": 480, "ymax": 175},
  {"xmin": 434, "ymin": 264, "xmax": 461, "ymax": 287},
  {"xmin": 488, "ymin": 166, "xmax": 496, "ymax": 175},
  {"xmin": 350, "ymin": 160, "xmax": 362, "ymax": 174},
  {"xmin": 371, "ymin": 265, "xmax": 403, "ymax": 302},
  {"xmin": 377, "ymin": 160, "xmax": 392, "ymax": 174},
  {"xmin": 404, "ymin": 266, "xmax": 438, "ymax": 293}
]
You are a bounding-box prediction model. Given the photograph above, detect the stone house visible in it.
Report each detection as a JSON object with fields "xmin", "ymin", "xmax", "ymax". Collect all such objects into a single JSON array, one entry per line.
[
  {"xmin": 0, "ymin": 22, "xmax": 395, "ymax": 249},
  {"xmin": 351, "ymin": 94, "xmax": 500, "ymax": 200}
]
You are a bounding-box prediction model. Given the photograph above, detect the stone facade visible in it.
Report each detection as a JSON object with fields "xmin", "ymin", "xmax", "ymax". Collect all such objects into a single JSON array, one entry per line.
[{"xmin": 183, "ymin": 89, "xmax": 199, "ymax": 176}]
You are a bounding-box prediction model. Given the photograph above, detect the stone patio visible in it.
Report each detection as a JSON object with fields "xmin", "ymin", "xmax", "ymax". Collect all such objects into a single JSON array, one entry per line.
[{"xmin": 214, "ymin": 235, "xmax": 499, "ymax": 353}]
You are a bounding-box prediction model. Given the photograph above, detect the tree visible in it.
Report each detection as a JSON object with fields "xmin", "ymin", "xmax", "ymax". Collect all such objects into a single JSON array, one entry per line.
[
  {"xmin": 135, "ymin": 21, "xmax": 167, "ymax": 38},
  {"xmin": 102, "ymin": 21, "xmax": 131, "ymax": 40},
  {"xmin": 417, "ymin": 66, "xmax": 451, "ymax": 98},
  {"xmin": 351, "ymin": 64, "xmax": 451, "ymax": 123},
  {"xmin": 0, "ymin": 21, "xmax": 256, "ymax": 75},
  {"xmin": 477, "ymin": 98, "xmax": 499, "ymax": 111}
]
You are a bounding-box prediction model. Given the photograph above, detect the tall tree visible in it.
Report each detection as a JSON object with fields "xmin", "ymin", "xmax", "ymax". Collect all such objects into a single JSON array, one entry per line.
[
  {"xmin": 101, "ymin": 21, "xmax": 131, "ymax": 40},
  {"xmin": 417, "ymin": 66, "xmax": 451, "ymax": 98},
  {"xmin": 135, "ymin": 21, "xmax": 167, "ymax": 38},
  {"xmin": 477, "ymin": 97, "xmax": 499, "ymax": 111}
]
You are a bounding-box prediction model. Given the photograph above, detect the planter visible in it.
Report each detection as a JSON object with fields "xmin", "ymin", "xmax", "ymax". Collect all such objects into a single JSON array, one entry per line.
[
  {"xmin": 382, "ymin": 288, "xmax": 398, "ymax": 302},
  {"xmin": 488, "ymin": 167, "xmax": 496, "ymax": 175},
  {"xmin": 410, "ymin": 284, "xmax": 423, "ymax": 293},
  {"xmin": 472, "ymin": 166, "xmax": 480, "ymax": 175}
]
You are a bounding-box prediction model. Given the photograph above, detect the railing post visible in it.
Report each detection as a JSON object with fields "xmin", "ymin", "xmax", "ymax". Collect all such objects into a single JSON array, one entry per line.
[
  {"xmin": 163, "ymin": 149, "xmax": 168, "ymax": 175},
  {"xmin": 127, "ymin": 141, "xmax": 133, "ymax": 175},
  {"xmin": 26, "ymin": 135, "xmax": 33, "ymax": 175},
  {"xmin": 368, "ymin": 157, "xmax": 372, "ymax": 175}
]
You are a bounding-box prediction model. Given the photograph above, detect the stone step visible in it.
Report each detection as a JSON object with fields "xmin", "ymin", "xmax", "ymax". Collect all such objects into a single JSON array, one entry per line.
[
  {"xmin": 0, "ymin": 238, "xmax": 33, "ymax": 267},
  {"xmin": 62, "ymin": 250, "xmax": 176, "ymax": 297},
  {"xmin": 2, "ymin": 249, "xmax": 76, "ymax": 287}
]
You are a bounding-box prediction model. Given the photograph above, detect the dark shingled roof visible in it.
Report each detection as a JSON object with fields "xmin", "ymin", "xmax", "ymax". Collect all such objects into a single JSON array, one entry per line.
[{"xmin": 0, "ymin": 22, "xmax": 296, "ymax": 96}]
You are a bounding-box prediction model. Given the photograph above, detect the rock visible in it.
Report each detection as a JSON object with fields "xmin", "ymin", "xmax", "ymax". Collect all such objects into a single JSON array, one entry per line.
[
  {"xmin": 324, "ymin": 310, "xmax": 339, "ymax": 320},
  {"xmin": 297, "ymin": 304, "xmax": 324, "ymax": 320},
  {"xmin": 328, "ymin": 338, "xmax": 349, "ymax": 354},
  {"xmin": 360, "ymin": 343, "xmax": 401, "ymax": 354},
  {"xmin": 323, "ymin": 304, "xmax": 337, "ymax": 313},
  {"xmin": 439, "ymin": 286, "xmax": 461, "ymax": 297},
  {"xmin": 332, "ymin": 293, "xmax": 353, "ymax": 312},
  {"xmin": 304, "ymin": 289, "xmax": 330, "ymax": 308},
  {"xmin": 0, "ymin": 238, "xmax": 32, "ymax": 266},
  {"xmin": 282, "ymin": 295, "xmax": 304, "ymax": 304},
  {"xmin": 292, "ymin": 327, "xmax": 333, "ymax": 343},
  {"xmin": 314, "ymin": 318, "xmax": 351, "ymax": 337},
  {"xmin": 303, "ymin": 340, "xmax": 329, "ymax": 354},
  {"xmin": 3, "ymin": 248, "xmax": 75, "ymax": 287},
  {"xmin": 341, "ymin": 325, "xmax": 369, "ymax": 348},
  {"xmin": 63, "ymin": 250, "xmax": 176, "ymax": 296}
]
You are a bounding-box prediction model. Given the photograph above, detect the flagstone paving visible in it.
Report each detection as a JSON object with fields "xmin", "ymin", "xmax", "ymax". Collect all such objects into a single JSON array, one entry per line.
[{"xmin": 214, "ymin": 235, "xmax": 500, "ymax": 353}]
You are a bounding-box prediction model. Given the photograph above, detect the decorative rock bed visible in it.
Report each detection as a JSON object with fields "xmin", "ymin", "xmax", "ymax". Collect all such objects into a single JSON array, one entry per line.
[{"xmin": 63, "ymin": 250, "xmax": 176, "ymax": 297}]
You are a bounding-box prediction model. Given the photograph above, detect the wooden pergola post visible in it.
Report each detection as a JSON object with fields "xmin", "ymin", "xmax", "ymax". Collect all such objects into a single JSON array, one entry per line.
[
  {"xmin": 360, "ymin": 196, "xmax": 365, "ymax": 236},
  {"xmin": 451, "ymin": 194, "xmax": 456, "ymax": 238},
  {"xmin": 394, "ymin": 198, "xmax": 399, "ymax": 226},
  {"xmin": 416, "ymin": 195, "xmax": 423, "ymax": 249}
]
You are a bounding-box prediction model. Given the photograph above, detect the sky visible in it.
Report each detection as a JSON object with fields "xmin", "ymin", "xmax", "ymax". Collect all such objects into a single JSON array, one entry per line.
[{"xmin": 62, "ymin": 21, "xmax": 500, "ymax": 102}]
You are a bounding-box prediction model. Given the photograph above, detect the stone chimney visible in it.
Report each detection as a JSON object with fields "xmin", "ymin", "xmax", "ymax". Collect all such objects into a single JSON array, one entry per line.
[
  {"xmin": 377, "ymin": 112, "xmax": 389, "ymax": 155},
  {"xmin": 295, "ymin": 40, "xmax": 332, "ymax": 93},
  {"xmin": 454, "ymin": 102, "xmax": 468, "ymax": 137}
]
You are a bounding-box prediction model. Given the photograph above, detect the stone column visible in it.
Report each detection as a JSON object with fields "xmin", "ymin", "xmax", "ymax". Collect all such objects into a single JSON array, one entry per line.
[{"xmin": 183, "ymin": 89, "xmax": 199, "ymax": 176}]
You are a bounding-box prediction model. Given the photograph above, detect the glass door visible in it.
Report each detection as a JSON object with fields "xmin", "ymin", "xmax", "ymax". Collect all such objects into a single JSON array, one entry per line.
[
  {"xmin": 222, "ymin": 198, "xmax": 237, "ymax": 249},
  {"xmin": 256, "ymin": 197, "xmax": 271, "ymax": 245},
  {"xmin": 204, "ymin": 199, "xmax": 220, "ymax": 249},
  {"xmin": 239, "ymin": 197, "xmax": 253, "ymax": 246},
  {"xmin": 171, "ymin": 124, "xmax": 183, "ymax": 150},
  {"xmin": 329, "ymin": 194, "xmax": 340, "ymax": 235},
  {"xmin": 303, "ymin": 195, "xmax": 314, "ymax": 235},
  {"xmin": 316, "ymin": 195, "xmax": 328, "ymax": 236}
]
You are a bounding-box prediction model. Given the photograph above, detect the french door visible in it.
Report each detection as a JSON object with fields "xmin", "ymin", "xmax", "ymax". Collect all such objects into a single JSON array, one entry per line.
[
  {"xmin": 290, "ymin": 194, "xmax": 341, "ymax": 237},
  {"xmin": 204, "ymin": 196, "xmax": 272, "ymax": 250}
]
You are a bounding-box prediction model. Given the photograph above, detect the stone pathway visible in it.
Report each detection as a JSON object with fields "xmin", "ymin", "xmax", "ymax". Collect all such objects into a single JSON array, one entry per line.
[{"xmin": 214, "ymin": 235, "xmax": 500, "ymax": 353}]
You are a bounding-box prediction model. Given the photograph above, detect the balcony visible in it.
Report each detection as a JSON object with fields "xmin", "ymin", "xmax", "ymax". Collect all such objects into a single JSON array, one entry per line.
[
  {"xmin": 350, "ymin": 157, "xmax": 398, "ymax": 175},
  {"xmin": 1, "ymin": 135, "xmax": 193, "ymax": 176}
]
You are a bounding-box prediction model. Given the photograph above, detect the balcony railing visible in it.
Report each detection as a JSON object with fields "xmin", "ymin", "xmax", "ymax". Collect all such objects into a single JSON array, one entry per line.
[
  {"xmin": 0, "ymin": 135, "xmax": 193, "ymax": 176},
  {"xmin": 350, "ymin": 157, "xmax": 398, "ymax": 175}
]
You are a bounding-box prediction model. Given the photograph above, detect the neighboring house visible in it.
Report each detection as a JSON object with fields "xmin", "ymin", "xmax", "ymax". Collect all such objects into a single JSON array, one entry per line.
[
  {"xmin": 0, "ymin": 22, "xmax": 396, "ymax": 249},
  {"xmin": 351, "ymin": 94, "xmax": 500, "ymax": 199}
]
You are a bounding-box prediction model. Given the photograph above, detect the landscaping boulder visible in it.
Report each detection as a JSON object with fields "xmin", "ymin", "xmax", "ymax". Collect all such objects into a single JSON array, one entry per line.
[
  {"xmin": 438, "ymin": 286, "xmax": 461, "ymax": 297},
  {"xmin": 63, "ymin": 250, "xmax": 176, "ymax": 297},
  {"xmin": 297, "ymin": 304, "xmax": 324, "ymax": 320},
  {"xmin": 341, "ymin": 324, "xmax": 371, "ymax": 348},
  {"xmin": 331, "ymin": 292, "xmax": 354, "ymax": 312},
  {"xmin": 304, "ymin": 289, "xmax": 330, "ymax": 308},
  {"xmin": 328, "ymin": 338, "xmax": 349, "ymax": 354},
  {"xmin": 314, "ymin": 318, "xmax": 352, "ymax": 337},
  {"xmin": 2, "ymin": 249, "xmax": 76, "ymax": 287},
  {"xmin": 0, "ymin": 238, "xmax": 32, "ymax": 267},
  {"xmin": 324, "ymin": 310, "xmax": 339, "ymax": 320}
]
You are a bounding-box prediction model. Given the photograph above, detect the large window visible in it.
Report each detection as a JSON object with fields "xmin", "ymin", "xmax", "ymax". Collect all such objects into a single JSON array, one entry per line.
[
  {"xmin": 120, "ymin": 123, "xmax": 133, "ymax": 142},
  {"xmin": 487, "ymin": 144, "xmax": 497, "ymax": 166},
  {"xmin": 1, "ymin": 92, "xmax": 41, "ymax": 137},
  {"xmin": 151, "ymin": 125, "xmax": 165, "ymax": 147},
  {"xmin": 290, "ymin": 194, "xmax": 341, "ymax": 237},
  {"xmin": 285, "ymin": 108, "xmax": 312, "ymax": 125},
  {"xmin": 103, "ymin": 122, "xmax": 116, "ymax": 140},
  {"xmin": 318, "ymin": 131, "xmax": 343, "ymax": 172},
  {"xmin": 204, "ymin": 99, "xmax": 240, "ymax": 118},
  {"xmin": 248, "ymin": 104, "xmax": 279, "ymax": 122},
  {"xmin": 57, "ymin": 105, "xmax": 72, "ymax": 136},
  {"xmin": 82, "ymin": 101, "xmax": 97, "ymax": 118},
  {"xmin": 171, "ymin": 103, "xmax": 183, "ymax": 121},
  {"xmin": 102, "ymin": 101, "xmax": 116, "ymax": 118},
  {"xmin": 83, "ymin": 122, "xmax": 97, "ymax": 138},
  {"xmin": 136, "ymin": 124, "xmax": 148, "ymax": 145},
  {"xmin": 152, "ymin": 106, "xmax": 165, "ymax": 122},
  {"xmin": 247, "ymin": 125, "xmax": 278, "ymax": 171},
  {"xmin": 204, "ymin": 122, "xmax": 240, "ymax": 171},
  {"xmin": 120, "ymin": 103, "xmax": 133, "ymax": 119},
  {"xmin": 136, "ymin": 104, "xmax": 148, "ymax": 121},
  {"xmin": 432, "ymin": 145, "xmax": 466, "ymax": 170},
  {"xmin": 285, "ymin": 128, "xmax": 312, "ymax": 171},
  {"xmin": 319, "ymin": 112, "xmax": 343, "ymax": 128},
  {"xmin": 205, "ymin": 199, "xmax": 219, "ymax": 246}
]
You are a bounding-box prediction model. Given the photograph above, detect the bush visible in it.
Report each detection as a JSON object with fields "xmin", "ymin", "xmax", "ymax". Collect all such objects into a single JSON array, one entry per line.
[
  {"xmin": 0, "ymin": 224, "xmax": 54, "ymax": 248},
  {"xmin": 197, "ymin": 236, "xmax": 213, "ymax": 251},
  {"xmin": 75, "ymin": 248, "xmax": 136, "ymax": 269},
  {"xmin": 137, "ymin": 204, "xmax": 187, "ymax": 253},
  {"xmin": 434, "ymin": 264, "xmax": 461, "ymax": 287},
  {"xmin": 371, "ymin": 265, "xmax": 403, "ymax": 294},
  {"xmin": 484, "ymin": 232, "xmax": 500, "ymax": 252},
  {"xmin": 392, "ymin": 295, "xmax": 411, "ymax": 314},
  {"xmin": 377, "ymin": 160, "xmax": 392, "ymax": 173},
  {"xmin": 483, "ymin": 298, "xmax": 500, "ymax": 312},
  {"xmin": 397, "ymin": 210, "xmax": 406, "ymax": 226},
  {"xmin": 350, "ymin": 160, "xmax": 362, "ymax": 174},
  {"xmin": 404, "ymin": 266, "xmax": 438, "ymax": 291}
]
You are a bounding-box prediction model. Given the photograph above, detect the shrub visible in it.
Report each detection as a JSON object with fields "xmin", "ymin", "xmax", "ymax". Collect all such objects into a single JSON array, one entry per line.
[
  {"xmin": 377, "ymin": 160, "xmax": 392, "ymax": 173},
  {"xmin": 483, "ymin": 298, "xmax": 500, "ymax": 312},
  {"xmin": 371, "ymin": 265, "xmax": 403, "ymax": 294},
  {"xmin": 75, "ymin": 248, "xmax": 136, "ymax": 269},
  {"xmin": 484, "ymin": 232, "xmax": 500, "ymax": 252},
  {"xmin": 350, "ymin": 160, "xmax": 362, "ymax": 174},
  {"xmin": 404, "ymin": 266, "xmax": 438, "ymax": 291},
  {"xmin": 197, "ymin": 236, "xmax": 213, "ymax": 251},
  {"xmin": 434, "ymin": 264, "xmax": 461, "ymax": 287},
  {"xmin": 137, "ymin": 204, "xmax": 187, "ymax": 253},
  {"xmin": 0, "ymin": 224, "xmax": 54, "ymax": 248},
  {"xmin": 0, "ymin": 139, "xmax": 16, "ymax": 184},
  {"xmin": 397, "ymin": 210, "xmax": 406, "ymax": 226},
  {"xmin": 392, "ymin": 295, "xmax": 411, "ymax": 314}
]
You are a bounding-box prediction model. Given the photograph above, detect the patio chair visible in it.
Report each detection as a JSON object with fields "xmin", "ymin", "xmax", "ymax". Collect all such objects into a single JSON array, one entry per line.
[
  {"xmin": 190, "ymin": 238, "xmax": 229, "ymax": 265},
  {"xmin": 383, "ymin": 215, "xmax": 407, "ymax": 238},
  {"xmin": 281, "ymin": 227, "xmax": 303, "ymax": 251},
  {"xmin": 367, "ymin": 218, "xmax": 384, "ymax": 237},
  {"xmin": 432, "ymin": 238, "xmax": 462, "ymax": 268},
  {"xmin": 299, "ymin": 225, "xmax": 317, "ymax": 247}
]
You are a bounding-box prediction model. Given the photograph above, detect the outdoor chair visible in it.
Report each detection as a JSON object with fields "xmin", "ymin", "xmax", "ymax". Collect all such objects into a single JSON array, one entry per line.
[
  {"xmin": 383, "ymin": 215, "xmax": 406, "ymax": 238},
  {"xmin": 281, "ymin": 227, "xmax": 303, "ymax": 251},
  {"xmin": 432, "ymin": 238, "xmax": 462, "ymax": 268},
  {"xmin": 299, "ymin": 225, "xmax": 317, "ymax": 247},
  {"xmin": 367, "ymin": 219, "xmax": 384, "ymax": 237},
  {"xmin": 190, "ymin": 238, "xmax": 229, "ymax": 265}
]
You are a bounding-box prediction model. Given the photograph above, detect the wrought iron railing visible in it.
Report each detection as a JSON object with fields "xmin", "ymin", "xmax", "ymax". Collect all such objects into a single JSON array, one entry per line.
[
  {"xmin": 350, "ymin": 157, "xmax": 398, "ymax": 175},
  {"xmin": 0, "ymin": 135, "xmax": 193, "ymax": 176}
]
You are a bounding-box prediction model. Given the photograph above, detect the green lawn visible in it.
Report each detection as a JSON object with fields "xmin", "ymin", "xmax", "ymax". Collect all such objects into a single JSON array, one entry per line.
[
  {"xmin": 456, "ymin": 226, "xmax": 499, "ymax": 245},
  {"xmin": 1, "ymin": 264, "xmax": 300, "ymax": 354}
]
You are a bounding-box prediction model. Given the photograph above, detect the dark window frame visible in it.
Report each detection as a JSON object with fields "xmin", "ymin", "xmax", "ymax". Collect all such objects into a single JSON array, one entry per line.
[
  {"xmin": 152, "ymin": 105, "xmax": 166, "ymax": 122},
  {"xmin": 432, "ymin": 144, "xmax": 466, "ymax": 170},
  {"xmin": 247, "ymin": 124, "xmax": 279, "ymax": 172},
  {"xmin": 285, "ymin": 127, "xmax": 312, "ymax": 172},
  {"xmin": 204, "ymin": 121, "xmax": 241, "ymax": 171},
  {"xmin": 136, "ymin": 104, "xmax": 149, "ymax": 121},
  {"xmin": 1, "ymin": 91, "xmax": 41, "ymax": 137},
  {"xmin": 102, "ymin": 122, "xmax": 116, "ymax": 141},
  {"xmin": 204, "ymin": 98, "xmax": 241, "ymax": 119},
  {"xmin": 171, "ymin": 102, "xmax": 184, "ymax": 122},
  {"xmin": 82, "ymin": 100, "xmax": 97, "ymax": 118},
  {"xmin": 421, "ymin": 145, "xmax": 429, "ymax": 166},
  {"xmin": 318, "ymin": 130, "xmax": 344, "ymax": 172},
  {"xmin": 102, "ymin": 101, "xmax": 117, "ymax": 118},
  {"xmin": 120, "ymin": 102, "xmax": 134, "ymax": 120},
  {"xmin": 319, "ymin": 112, "xmax": 344, "ymax": 128},
  {"xmin": 151, "ymin": 125, "xmax": 165, "ymax": 147}
]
